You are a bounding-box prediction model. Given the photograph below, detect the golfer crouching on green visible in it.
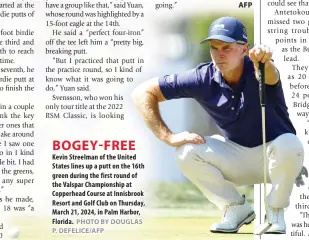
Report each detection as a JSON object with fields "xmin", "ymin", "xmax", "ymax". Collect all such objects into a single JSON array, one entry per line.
[{"xmin": 132, "ymin": 16, "xmax": 306, "ymax": 234}]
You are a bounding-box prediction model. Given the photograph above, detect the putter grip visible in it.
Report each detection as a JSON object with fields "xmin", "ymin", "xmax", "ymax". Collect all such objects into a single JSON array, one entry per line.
[{"xmin": 259, "ymin": 62, "xmax": 265, "ymax": 106}]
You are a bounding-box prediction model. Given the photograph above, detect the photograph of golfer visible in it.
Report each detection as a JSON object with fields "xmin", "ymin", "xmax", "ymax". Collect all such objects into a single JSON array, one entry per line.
[{"xmin": 132, "ymin": 16, "xmax": 307, "ymax": 234}]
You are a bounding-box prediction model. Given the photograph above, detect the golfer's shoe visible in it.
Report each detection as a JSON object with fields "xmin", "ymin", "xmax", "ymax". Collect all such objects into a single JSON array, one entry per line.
[
  {"xmin": 210, "ymin": 195, "xmax": 255, "ymax": 233},
  {"xmin": 265, "ymin": 207, "xmax": 286, "ymax": 234}
]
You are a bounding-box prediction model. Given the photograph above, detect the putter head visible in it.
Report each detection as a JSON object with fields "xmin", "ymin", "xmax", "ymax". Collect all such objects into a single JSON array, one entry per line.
[{"xmin": 254, "ymin": 223, "xmax": 272, "ymax": 235}]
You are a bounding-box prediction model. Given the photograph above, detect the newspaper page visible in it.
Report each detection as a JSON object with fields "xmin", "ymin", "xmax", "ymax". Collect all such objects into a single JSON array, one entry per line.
[
  {"xmin": 255, "ymin": 1, "xmax": 309, "ymax": 240},
  {"xmin": 0, "ymin": 0, "xmax": 306, "ymax": 240}
]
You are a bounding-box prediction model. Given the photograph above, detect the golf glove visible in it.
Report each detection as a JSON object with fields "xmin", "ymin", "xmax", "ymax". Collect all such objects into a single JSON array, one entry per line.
[{"xmin": 295, "ymin": 166, "xmax": 308, "ymax": 187}]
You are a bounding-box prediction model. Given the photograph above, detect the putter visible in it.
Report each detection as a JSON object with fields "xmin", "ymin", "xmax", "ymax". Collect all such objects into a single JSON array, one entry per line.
[{"xmin": 255, "ymin": 62, "xmax": 272, "ymax": 235}]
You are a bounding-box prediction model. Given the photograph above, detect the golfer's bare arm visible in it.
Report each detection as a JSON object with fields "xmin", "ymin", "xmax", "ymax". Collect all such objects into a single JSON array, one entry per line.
[
  {"xmin": 132, "ymin": 77, "xmax": 172, "ymax": 145},
  {"xmin": 253, "ymin": 60, "xmax": 279, "ymax": 85}
]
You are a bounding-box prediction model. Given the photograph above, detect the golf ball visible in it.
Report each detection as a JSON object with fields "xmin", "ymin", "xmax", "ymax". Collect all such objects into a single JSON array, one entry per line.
[{"xmin": 8, "ymin": 227, "xmax": 19, "ymax": 238}]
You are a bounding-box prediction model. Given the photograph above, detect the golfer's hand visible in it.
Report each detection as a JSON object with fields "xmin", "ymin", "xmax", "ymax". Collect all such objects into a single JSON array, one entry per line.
[
  {"xmin": 249, "ymin": 45, "xmax": 273, "ymax": 66},
  {"xmin": 249, "ymin": 44, "xmax": 279, "ymax": 85},
  {"xmin": 295, "ymin": 166, "xmax": 308, "ymax": 187},
  {"xmin": 167, "ymin": 131, "xmax": 206, "ymax": 147}
]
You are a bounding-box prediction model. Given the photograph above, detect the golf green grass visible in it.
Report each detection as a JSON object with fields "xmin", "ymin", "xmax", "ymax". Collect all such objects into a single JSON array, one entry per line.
[{"xmin": 6, "ymin": 216, "xmax": 254, "ymax": 240}]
